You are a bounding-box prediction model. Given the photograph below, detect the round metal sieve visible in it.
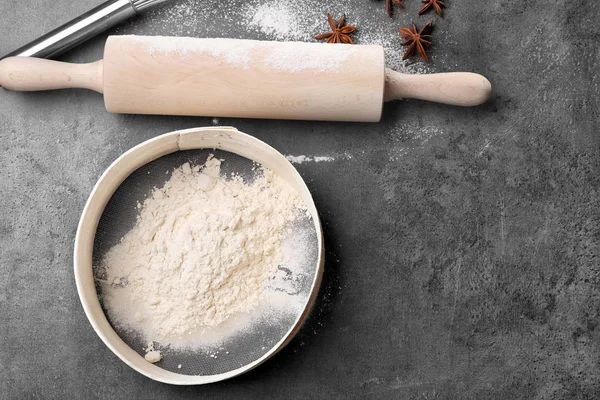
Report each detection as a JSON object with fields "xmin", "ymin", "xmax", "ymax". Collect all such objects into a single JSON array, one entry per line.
[{"xmin": 74, "ymin": 127, "xmax": 324, "ymax": 385}]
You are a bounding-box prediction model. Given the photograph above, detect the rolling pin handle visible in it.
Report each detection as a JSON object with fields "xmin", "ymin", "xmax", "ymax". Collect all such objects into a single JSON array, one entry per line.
[
  {"xmin": 384, "ymin": 68, "xmax": 491, "ymax": 106},
  {"xmin": 0, "ymin": 57, "xmax": 103, "ymax": 93}
]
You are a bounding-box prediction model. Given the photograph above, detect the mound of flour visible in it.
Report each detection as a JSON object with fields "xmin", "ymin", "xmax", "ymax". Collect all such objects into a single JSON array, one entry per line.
[{"xmin": 98, "ymin": 155, "xmax": 306, "ymax": 347}]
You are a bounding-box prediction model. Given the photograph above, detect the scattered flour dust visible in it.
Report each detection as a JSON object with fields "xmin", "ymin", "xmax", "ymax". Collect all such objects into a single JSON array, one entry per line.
[
  {"xmin": 286, "ymin": 155, "xmax": 335, "ymax": 164},
  {"xmin": 142, "ymin": 0, "xmax": 434, "ymax": 74},
  {"xmin": 248, "ymin": 2, "xmax": 306, "ymax": 40},
  {"xmin": 285, "ymin": 152, "xmax": 354, "ymax": 164},
  {"xmin": 98, "ymin": 155, "xmax": 312, "ymax": 360}
]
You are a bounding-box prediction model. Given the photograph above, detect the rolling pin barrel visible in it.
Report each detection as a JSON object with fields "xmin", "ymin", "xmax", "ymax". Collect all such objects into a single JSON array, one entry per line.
[{"xmin": 102, "ymin": 37, "xmax": 386, "ymax": 122}]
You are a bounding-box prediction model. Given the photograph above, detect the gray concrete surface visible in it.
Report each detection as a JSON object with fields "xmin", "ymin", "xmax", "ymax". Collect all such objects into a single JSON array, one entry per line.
[{"xmin": 1, "ymin": 0, "xmax": 600, "ymax": 398}]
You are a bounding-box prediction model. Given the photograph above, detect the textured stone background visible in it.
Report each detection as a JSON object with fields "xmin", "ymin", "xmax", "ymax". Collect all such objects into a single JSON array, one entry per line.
[{"xmin": 1, "ymin": 0, "xmax": 599, "ymax": 399}]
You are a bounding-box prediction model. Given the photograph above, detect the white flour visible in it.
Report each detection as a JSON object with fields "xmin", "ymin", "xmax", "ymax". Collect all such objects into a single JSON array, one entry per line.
[
  {"xmin": 99, "ymin": 155, "xmax": 309, "ymax": 350},
  {"xmin": 248, "ymin": 2, "xmax": 307, "ymax": 40},
  {"xmin": 144, "ymin": 342, "xmax": 162, "ymax": 363},
  {"xmin": 142, "ymin": 0, "xmax": 435, "ymax": 73},
  {"xmin": 123, "ymin": 35, "xmax": 358, "ymax": 73},
  {"xmin": 286, "ymin": 155, "xmax": 335, "ymax": 164},
  {"xmin": 285, "ymin": 152, "xmax": 354, "ymax": 164}
]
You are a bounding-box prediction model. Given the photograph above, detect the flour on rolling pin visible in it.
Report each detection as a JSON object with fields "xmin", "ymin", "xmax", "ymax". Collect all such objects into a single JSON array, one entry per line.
[
  {"xmin": 121, "ymin": 35, "xmax": 359, "ymax": 73},
  {"xmin": 100, "ymin": 35, "xmax": 385, "ymax": 121}
]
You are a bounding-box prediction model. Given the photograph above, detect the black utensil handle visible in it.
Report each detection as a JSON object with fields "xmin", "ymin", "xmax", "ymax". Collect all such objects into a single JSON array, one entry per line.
[{"xmin": 1, "ymin": 0, "xmax": 137, "ymax": 60}]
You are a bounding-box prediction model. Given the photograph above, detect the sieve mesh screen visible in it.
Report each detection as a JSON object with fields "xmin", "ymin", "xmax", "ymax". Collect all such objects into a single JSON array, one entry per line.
[{"xmin": 92, "ymin": 149, "xmax": 319, "ymax": 376}]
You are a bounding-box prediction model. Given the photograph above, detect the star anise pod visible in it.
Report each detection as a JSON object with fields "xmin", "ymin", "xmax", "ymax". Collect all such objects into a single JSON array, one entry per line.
[
  {"xmin": 385, "ymin": 0, "xmax": 405, "ymax": 17},
  {"xmin": 419, "ymin": 0, "xmax": 446, "ymax": 16},
  {"xmin": 400, "ymin": 22, "xmax": 433, "ymax": 61},
  {"xmin": 315, "ymin": 14, "xmax": 358, "ymax": 44}
]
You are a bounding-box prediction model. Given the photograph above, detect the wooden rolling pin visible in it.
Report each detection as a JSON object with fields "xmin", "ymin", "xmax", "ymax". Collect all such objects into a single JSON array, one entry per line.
[{"xmin": 0, "ymin": 36, "xmax": 491, "ymax": 122}]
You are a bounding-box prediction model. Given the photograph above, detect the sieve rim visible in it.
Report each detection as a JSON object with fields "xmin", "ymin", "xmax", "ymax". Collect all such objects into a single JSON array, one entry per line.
[{"xmin": 73, "ymin": 126, "xmax": 324, "ymax": 385}]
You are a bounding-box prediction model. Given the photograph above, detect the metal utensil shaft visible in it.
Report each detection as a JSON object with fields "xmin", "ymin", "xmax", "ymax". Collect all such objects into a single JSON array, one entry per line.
[{"xmin": 1, "ymin": 0, "xmax": 137, "ymax": 60}]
